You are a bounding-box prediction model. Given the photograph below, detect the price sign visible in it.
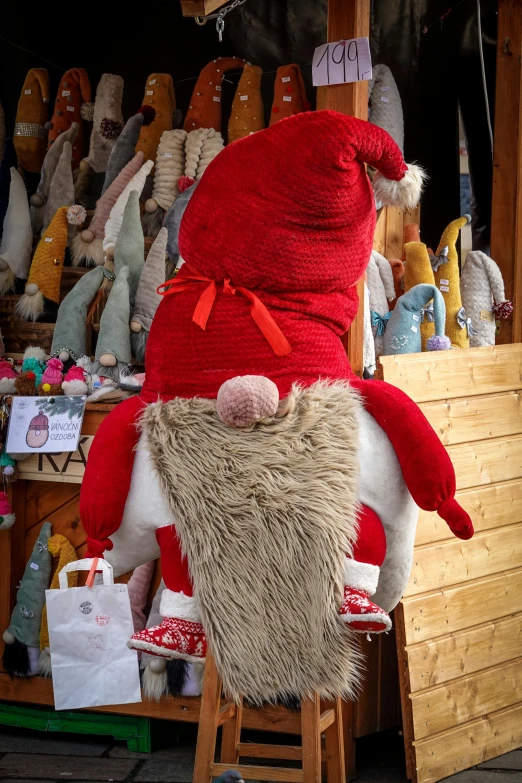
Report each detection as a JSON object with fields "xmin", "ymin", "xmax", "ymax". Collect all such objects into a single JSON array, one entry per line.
[{"xmin": 312, "ymin": 38, "xmax": 372, "ymax": 87}]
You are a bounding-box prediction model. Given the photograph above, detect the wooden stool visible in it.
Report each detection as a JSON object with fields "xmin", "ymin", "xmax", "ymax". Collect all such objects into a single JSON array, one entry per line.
[{"xmin": 193, "ymin": 652, "xmax": 346, "ymax": 783}]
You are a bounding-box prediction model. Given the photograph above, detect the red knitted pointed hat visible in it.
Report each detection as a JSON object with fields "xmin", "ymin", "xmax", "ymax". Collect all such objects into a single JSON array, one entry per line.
[{"xmin": 142, "ymin": 110, "xmax": 424, "ymax": 402}]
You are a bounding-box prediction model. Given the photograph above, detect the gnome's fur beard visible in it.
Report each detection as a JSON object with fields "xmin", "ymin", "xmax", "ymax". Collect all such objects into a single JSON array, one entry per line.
[
  {"xmin": 131, "ymin": 330, "xmax": 148, "ymax": 363},
  {"xmin": 142, "ymin": 382, "xmax": 362, "ymax": 703},
  {"xmin": 90, "ymin": 359, "xmax": 127, "ymax": 382},
  {"xmin": 0, "ymin": 267, "xmax": 16, "ymax": 295},
  {"xmin": 16, "ymin": 292, "xmax": 58, "ymax": 323},
  {"xmin": 71, "ymin": 235, "xmax": 105, "ymax": 267},
  {"xmin": 142, "ymin": 208, "xmax": 165, "ymax": 238}
]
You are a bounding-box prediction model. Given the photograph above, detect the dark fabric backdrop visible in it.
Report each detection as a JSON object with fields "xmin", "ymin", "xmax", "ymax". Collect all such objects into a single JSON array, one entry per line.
[{"xmin": 0, "ymin": 0, "xmax": 497, "ymax": 249}]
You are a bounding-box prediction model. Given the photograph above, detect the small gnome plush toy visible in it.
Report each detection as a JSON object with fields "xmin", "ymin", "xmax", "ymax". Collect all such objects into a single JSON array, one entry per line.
[
  {"xmin": 228, "ymin": 64, "xmax": 265, "ymax": 142},
  {"xmin": 103, "ymin": 159, "xmax": 153, "ymax": 261},
  {"xmin": 366, "ymin": 249, "xmax": 395, "ymax": 358},
  {"xmin": 21, "ymin": 347, "xmax": 46, "ymax": 386},
  {"xmin": 383, "ymin": 284, "xmax": 451, "ymax": 355},
  {"xmin": 47, "ymin": 69, "xmax": 93, "ymax": 169},
  {"xmin": 460, "ymin": 251, "xmax": 512, "ymax": 347},
  {"xmin": 102, "ymin": 107, "xmax": 155, "ymax": 195},
  {"xmin": 0, "ymin": 139, "xmax": 17, "ymax": 237},
  {"xmin": 91, "ymin": 266, "xmax": 131, "ymax": 382},
  {"xmin": 404, "ymin": 241, "xmax": 437, "ymax": 349},
  {"xmin": 51, "ymin": 265, "xmax": 106, "ymax": 362},
  {"xmin": 433, "ymin": 215, "xmax": 472, "ymax": 348},
  {"xmin": 368, "ymin": 64, "xmax": 404, "ymax": 153},
  {"xmin": 3, "ymin": 521, "xmax": 52, "ymax": 677},
  {"xmin": 39, "ymin": 533, "xmax": 78, "ymax": 676},
  {"xmin": 62, "ymin": 365, "xmax": 88, "ymax": 395},
  {"xmin": 0, "ymin": 492, "xmax": 15, "ymax": 530},
  {"xmin": 79, "ymin": 113, "xmax": 474, "ymax": 706},
  {"xmin": 13, "ymin": 68, "xmax": 50, "ymax": 173},
  {"xmin": 270, "ymin": 64, "xmax": 310, "ymax": 125},
  {"xmin": 142, "ymin": 130, "xmax": 187, "ymax": 237},
  {"xmin": 0, "ymin": 167, "xmax": 32, "ymax": 294},
  {"xmin": 84, "ymin": 74, "xmax": 124, "ymax": 175},
  {"xmin": 30, "ymin": 123, "xmax": 79, "ymax": 234},
  {"xmin": 184, "ymin": 58, "xmax": 247, "ymax": 133},
  {"xmin": 131, "ymin": 227, "xmax": 167, "ymax": 362},
  {"xmin": 136, "ymin": 74, "xmax": 176, "ymax": 168},
  {"xmin": 38, "ymin": 357, "xmax": 64, "ymax": 395},
  {"xmin": 0, "ymin": 359, "xmax": 17, "ymax": 394},
  {"xmin": 42, "ymin": 142, "xmax": 75, "ymax": 236}
]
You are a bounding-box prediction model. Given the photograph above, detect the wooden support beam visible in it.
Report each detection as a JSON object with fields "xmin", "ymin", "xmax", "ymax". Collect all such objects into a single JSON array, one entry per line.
[
  {"xmin": 317, "ymin": 0, "xmax": 371, "ymax": 376},
  {"xmin": 180, "ymin": 0, "xmax": 229, "ymax": 17},
  {"xmin": 490, "ymin": 0, "xmax": 522, "ymax": 344}
]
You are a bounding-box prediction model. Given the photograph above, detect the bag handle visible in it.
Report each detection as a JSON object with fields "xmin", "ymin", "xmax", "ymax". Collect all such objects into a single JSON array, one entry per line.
[{"xmin": 58, "ymin": 558, "xmax": 114, "ymax": 589}]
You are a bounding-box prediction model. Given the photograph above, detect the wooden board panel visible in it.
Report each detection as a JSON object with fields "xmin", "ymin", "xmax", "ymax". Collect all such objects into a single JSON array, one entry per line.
[
  {"xmin": 415, "ymin": 480, "xmax": 522, "ymax": 546},
  {"xmin": 384, "ymin": 207, "xmax": 404, "ymax": 261},
  {"xmin": 25, "ymin": 483, "xmax": 80, "ymax": 531},
  {"xmin": 405, "ymin": 524, "xmax": 522, "ymax": 596},
  {"xmin": 411, "ymin": 657, "xmax": 522, "ymax": 740},
  {"xmin": 373, "ymin": 209, "xmax": 387, "ymax": 256},
  {"xmin": 401, "ymin": 569, "xmax": 522, "ymax": 645},
  {"xmin": 419, "ymin": 392, "xmax": 522, "ymax": 446},
  {"xmin": 448, "ymin": 435, "xmax": 522, "ymax": 491},
  {"xmin": 18, "ymin": 436, "xmax": 93, "ymax": 484},
  {"xmin": 25, "ymin": 498, "xmax": 84, "ymax": 560},
  {"xmin": 406, "ymin": 613, "xmax": 522, "ymax": 692},
  {"xmin": 414, "ymin": 702, "xmax": 522, "ymax": 783},
  {"xmin": 378, "ymin": 345, "xmax": 522, "ymax": 403}
]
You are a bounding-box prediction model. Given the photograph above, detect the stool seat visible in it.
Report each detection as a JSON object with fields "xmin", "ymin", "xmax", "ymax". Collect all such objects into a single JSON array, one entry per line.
[{"xmin": 193, "ymin": 652, "xmax": 347, "ymax": 783}]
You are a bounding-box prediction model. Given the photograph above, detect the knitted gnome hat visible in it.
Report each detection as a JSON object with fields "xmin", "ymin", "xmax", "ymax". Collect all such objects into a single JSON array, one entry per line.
[
  {"xmin": 164, "ymin": 180, "xmax": 198, "ymax": 264},
  {"xmin": 102, "ymin": 107, "xmax": 155, "ymax": 195},
  {"xmin": 30, "ymin": 123, "xmax": 79, "ymax": 220},
  {"xmin": 184, "ymin": 58, "xmax": 247, "ymax": 132},
  {"xmin": 42, "ymin": 142, "xmax": 75, "ymax": 232},
  {"xmin": 103, "ymin": 159, "xmax": 153, "ymax": 259},
  {"xmin": 135, "ymin": 74, "xmax": 176, "ymax": 166},
  {"xmin": 0, "ymin": 139, "xmax": 17, "ymax": 235},
  {"xmin": 0, "ymin": 167, "xmax": 32, "ymax": 294},
  {"xmin": 434, "ymin": 215, "xmax": 471, "ymax": 349},
  {"xmin": 51, "ymin": 265, "xmax": 105, "ymax": 361},
  {"xmin": 14, "ymin": 68, "xmax": 50, "ymax": 173},
  {"xmin": 114, "ymin": 190, "xmax": 144, "ymax": 305},
  {"xmin": 93, "ymin": 266, "xmax": 131, "ymax": 377},
  {"xmin": 143, "ymin": 111, "xmax": 425, "ymax": 401},
  {"xmin": 47, "ymin": 68, "xmax": 93, "ymax": 169},
  {"xmin": 41, "ymin": 357, "xmax": 63, "ymax": 386},
  {"xmin": 383, "ymin": 283, "xmax": 450, "ymax": 355},
  {"xmin": 269, "ymin": 64, "xmax": 310, "ymax": 126},
  {"xmin": 460, "ymin": 251, "xmax": 512, "ymax": 348},
  {"xmin": 132, "ymin": 226, "xmax": 167, "ymax": 331},
  {"xmin": 228, "ymin": 64, "xmax": 265, "ymax": 142},
  {"xmin": 368, "ymin": 64, "xmax": 404, "ymax": 153},
  {"xmin": 84, "ymin": 74, "xmax": 124, "ymax": 174}
]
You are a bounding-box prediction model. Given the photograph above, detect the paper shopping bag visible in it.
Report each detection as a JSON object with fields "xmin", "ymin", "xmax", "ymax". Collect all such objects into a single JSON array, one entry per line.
[{"xmin": 46, "ymin": 558, "xmax": 142, "ymax": 711}]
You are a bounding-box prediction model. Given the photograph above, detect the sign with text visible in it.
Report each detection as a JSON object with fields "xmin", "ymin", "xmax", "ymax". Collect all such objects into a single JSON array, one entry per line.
[
  {"xmin": 17, "ymin": 436, "xmax": 93, "ymax": 483},
  {"xmin": 312, "ymin": 38, "xmax": 372, "ymax": 87},
  {"xmin": 7, "ymin": 396, "xmax": 86, "ymax": 454}
]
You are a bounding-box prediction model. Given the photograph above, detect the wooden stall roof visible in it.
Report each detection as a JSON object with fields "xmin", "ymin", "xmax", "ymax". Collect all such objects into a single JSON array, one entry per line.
[{"xmin": 380, "ymin": 344, "xmax": 522, "ymax": 783}]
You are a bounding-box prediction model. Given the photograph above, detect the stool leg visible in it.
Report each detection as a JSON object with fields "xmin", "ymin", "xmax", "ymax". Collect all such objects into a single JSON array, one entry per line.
[
  {"xmin": 193, "ymin": 652, "xmax": 222, "ymax": 783},
  {"xmin": 301, "ymin": 693, "xmax": 322, "ymax": 783},
  {"xmin": 220, "ymin": 699, "xmax": 243, "ymax": 765},
  {"xmin": 341, "ymin": 700, "xmax": 356, "ymax": 781},
  {"xmin": 323, "ymin": 697, "xmax": 346, "ymax": 783}
]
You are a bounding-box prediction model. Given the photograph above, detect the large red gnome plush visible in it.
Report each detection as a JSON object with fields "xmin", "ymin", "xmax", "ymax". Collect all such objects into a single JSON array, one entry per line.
[{"xmin": 80, "ymin": 111, "xmax": 473, "ymax": 703}]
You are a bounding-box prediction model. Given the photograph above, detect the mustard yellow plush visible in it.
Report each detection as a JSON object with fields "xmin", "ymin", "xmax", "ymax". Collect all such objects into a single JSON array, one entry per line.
[
  {"xmin": 404, "ymin": 241, "xmax": 435, "ymax": 349},
  {"xmin": 434, "ymin": 215, "xmax": 471, "ymax": 349}
]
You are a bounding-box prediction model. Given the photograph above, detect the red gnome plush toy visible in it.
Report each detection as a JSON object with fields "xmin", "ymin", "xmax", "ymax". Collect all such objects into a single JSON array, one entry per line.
[{"xmin": 80, "ymin": 112, "xmax": 473, "ymax": 703}]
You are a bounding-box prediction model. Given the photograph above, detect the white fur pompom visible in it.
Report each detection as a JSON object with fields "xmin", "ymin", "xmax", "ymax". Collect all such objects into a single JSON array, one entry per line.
[{"xmin": 373, "ymin": 163, "xmax": 427, "ymax": 210}]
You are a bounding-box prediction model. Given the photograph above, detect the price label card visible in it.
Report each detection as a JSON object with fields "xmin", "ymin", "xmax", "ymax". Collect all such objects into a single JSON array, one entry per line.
[
  {"xmin": 312, "ymin": 37, "xmax": 372, "ymax": 87},
  {"xmin": 7, "ymin": 396, "xmax": 86, "ymax": 454}
]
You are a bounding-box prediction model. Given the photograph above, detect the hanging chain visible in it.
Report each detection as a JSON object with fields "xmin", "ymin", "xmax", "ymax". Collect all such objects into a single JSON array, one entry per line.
[{"xmin": 194, "ymin": 0, "xmax": 248, "ymax": 42}]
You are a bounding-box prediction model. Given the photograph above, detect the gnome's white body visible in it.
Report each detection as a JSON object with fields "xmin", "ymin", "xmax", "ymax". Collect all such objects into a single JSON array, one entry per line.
[{"xmin": 366, "ymin": 249, "xmax": 396, "ymax": 358}]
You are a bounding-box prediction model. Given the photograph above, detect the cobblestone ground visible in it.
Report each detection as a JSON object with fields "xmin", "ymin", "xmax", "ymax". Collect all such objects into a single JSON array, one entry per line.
[{"xmin": 0, "ymin": 724, "xmax": 519, "ymax": 783}]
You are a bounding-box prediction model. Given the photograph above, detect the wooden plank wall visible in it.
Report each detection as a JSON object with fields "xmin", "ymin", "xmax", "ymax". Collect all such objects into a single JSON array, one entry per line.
[
  {"xmin": 380, "ymin": 344, "xmax": 522, "ymax": 783},
  {"xmin": 373, "ymin": 206, "xmax": 421, "ymax": 260}
]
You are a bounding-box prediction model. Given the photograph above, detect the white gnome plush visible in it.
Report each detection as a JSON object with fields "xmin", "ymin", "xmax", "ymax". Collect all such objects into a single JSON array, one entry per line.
[
  {"xmin": 366, "ymin": 249, "xmax": 396, "ymax": 358},
  {"xmin": 460, "ymin": 251, "xmax": 513, "ymax": 347}
]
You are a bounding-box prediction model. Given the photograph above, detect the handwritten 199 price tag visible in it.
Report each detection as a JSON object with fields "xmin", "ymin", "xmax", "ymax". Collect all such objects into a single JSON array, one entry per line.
[{"xmin": 312, "ymin": 38, "xmax": 372, "ymax": 87}]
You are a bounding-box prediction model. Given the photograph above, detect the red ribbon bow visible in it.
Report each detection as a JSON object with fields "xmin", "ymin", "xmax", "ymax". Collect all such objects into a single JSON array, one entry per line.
[{"xmin": 157, "ymin": 267, "xmax": 292, "ymax": 357}]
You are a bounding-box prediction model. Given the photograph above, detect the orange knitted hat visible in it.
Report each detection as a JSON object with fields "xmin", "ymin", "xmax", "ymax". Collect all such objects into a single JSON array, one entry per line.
[
  {"xmin": 228, "ymin": 64, "xmax": 265, "ymax": 143},
  {"xmin": 184, "ymin": 57, "xmax": 247, "ymax": 132},
  {"xmin": 14, "ymin": 68, "xmax": 50, "ymax": 173},
  {"xmin": 269, "ymin": 64, "xmax": 310, "ymax": 126},
  {"xmin": 135, "ymin": 74, "xmax": 176, "ymax": 167},
  {"xmin": 47, "ymin": 68, "xmax": 93, "ymax": 168}
]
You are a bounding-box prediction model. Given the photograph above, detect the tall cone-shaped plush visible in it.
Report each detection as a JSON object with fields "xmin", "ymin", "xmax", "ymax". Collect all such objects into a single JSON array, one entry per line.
[
  {"xmin": 13, "ymin": 68, "xmax": 49, "ymax": 173},
  {"xmin": 164, "ymin": 180, "xmax": 197, "ymax": 265},
  {"xmin": 30, "ymin": 123, "xmax": 79, "ymax": 234},
  {"xmin": 402, "ymin": 223, "xmax": 420, "ymax": 258},
  {"xmin": 51, "ymin": 266, "xmax": 105, "ymax": 362},
  {"xmin": 0, "ymin": 168, "xmax": 32, "ymax": 294},
  {"xmin": 404, "ymin": 242, "xmax": 436, "ymax": 349},
  {"xmin": 42, "ymin": 142, "xmax": 74, "ymax": 234},
  {"xmin": 270, "ymin": 64, "xmax": 310, "ymax": 126},
  {"xmin": 366, "ymin": 250, "xmax": 395, "ymax": 358},
  {"xmin": 47, "ymin": 68, "xmax": 92, "ymax": 169},
  {"xmin": 368, "ymin": 64, "xmax": 404, "ymax": 153},
  {"xmin": 184, "ymin": 58, "xmax": 247, "ymax": 132},
  {"xmin": 2, "ymin": 521, "xmax": 52, "ymax": 677},
  {"xmin": 84, "ymin": 74, "xmax": 124, "ymax": 174},
  {"xmin": 71, "ymin": 150, "xmax": 144, "ymax": 267},
  {"xmin": 384, "ymin": 284, "xmax": 450, "ymax": 355},
  {"xmin": 184, "ymin": 128, "xmax": 224, "ymax": 183},
  {"xmin": 461, "ymin": 251, "xmax": 511, "ymax": 348},
  {"xmin": 102, "ymin": 107, "xmax": 155, "ymax": 195},
  {"xmin": 17, "ymin": 206, "xmax": 69, "ymax": 321},
  {"xmin": 433, "ymin": 215, "xmax": 471, "ymax": 348},
  {"xmin": 143, "ymin": 129, "xmax": 186, "ymax": 238},
  {"xmin": 0, "ymin": 139, "xmax": 17, "ymax": 235},
  {"xmin": 387, "ymin": 258, "xmax": 404, "ymax": 304},
  {"xmin": 228, "ymin": 64, "xmax": 265, "ymax": 142},
  {"xmin": 92, "ymin": 266, "xmax": 131, "ymax": 381},
  {"xmin": 103, "ymin": 159, "xmax": 153, "ymax": 260},
  {"xmin": 136, "ymin": 74, "xmax": 176, "ymax": 168},
  {"xmin": 131, "ymin": 227, "xmax": 167, "ymax": 362},
  {"xmin": 39, "ymin": 533, "xmax": 78, "ymax": 677},
  {"xmin": 114, "ymin": 191, "xmax": 144, "ymax": 305}
]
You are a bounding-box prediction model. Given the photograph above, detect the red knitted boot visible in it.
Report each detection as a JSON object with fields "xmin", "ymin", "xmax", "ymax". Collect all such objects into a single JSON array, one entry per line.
[
  {"xmin": 128, "ymin": 525, "xmax": 207, "ymax": 662},
  {"xmin": 340, "ymin": 504, "xmax": 391, "ymax": 634}
]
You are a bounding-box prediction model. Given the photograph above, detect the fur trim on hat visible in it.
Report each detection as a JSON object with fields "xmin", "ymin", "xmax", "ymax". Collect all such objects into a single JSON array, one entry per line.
[
  {"xmin": 159, "ymin": 589, "xmax": 201, "ymax": 621},
  {"xmin": 344, "ymin": 559, "xmax": 379, "ymax": 595},
  {"xmin": 373, "ymin": 163, "xmax": 426, "ymax": 210}
]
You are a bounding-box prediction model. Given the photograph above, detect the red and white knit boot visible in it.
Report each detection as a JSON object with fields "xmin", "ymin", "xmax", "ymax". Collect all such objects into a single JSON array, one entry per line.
[
  {"xmin": 128, "ymin": 524, "xmax": 207, "ymax": 663},
  {"xmin": 340, "ymin": 504, "xmax": 391, "ymax": 634}
]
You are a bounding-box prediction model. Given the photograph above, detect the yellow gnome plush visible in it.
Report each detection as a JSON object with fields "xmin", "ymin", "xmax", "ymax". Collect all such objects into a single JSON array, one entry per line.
[
  {"xmin": 433, "ymin": 215, "xmax": 471, "ymax": 349},
  {"xmin": 14, "ymin": 68, "xmax": 50, "ymax": 173},
  {"xmin": 39, "ymin": 534, "xmax": 78, "ymax": 676},
  {"xmin": 404, "ymin": 241, "xmax": 436, "ymax": 349},
  {"xmin": 135, "ymin": 74, "xmax": 176, "ymax": 169},
  {"xmin": 16, "ymin": 206, "xmax": 72, "ymax": 322},
  {"xmin": 228, "ymin": 64, "xmax": 265, "ymax": 143}
]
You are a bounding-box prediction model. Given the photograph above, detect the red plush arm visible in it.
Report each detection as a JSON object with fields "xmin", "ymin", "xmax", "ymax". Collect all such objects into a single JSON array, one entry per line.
[
  {"xmin": 80, "ymin": 396, "xmax": 147, "ymax": 557},
  {"xmin": 351, "ymin": 378, "xmax": 474, "ymax": 540}
]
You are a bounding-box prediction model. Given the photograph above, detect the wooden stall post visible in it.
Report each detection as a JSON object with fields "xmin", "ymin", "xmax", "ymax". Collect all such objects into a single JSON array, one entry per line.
[
  {"xmin": 490, "ymin": 0, "xmax": 522, "ymax": 344},
  {"xmin": 317, "ymin": 0, "xmax": 371, "ymax": 377}
]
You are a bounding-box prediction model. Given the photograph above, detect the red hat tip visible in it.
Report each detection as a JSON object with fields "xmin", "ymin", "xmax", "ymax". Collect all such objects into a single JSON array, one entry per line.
[
  {"xmin": 178, "ymin": 175, "xmax": 196, "ymax": 193},
  {"xmin": 138, "ymin": 105, "xmax": 156, "ymax": 126}
]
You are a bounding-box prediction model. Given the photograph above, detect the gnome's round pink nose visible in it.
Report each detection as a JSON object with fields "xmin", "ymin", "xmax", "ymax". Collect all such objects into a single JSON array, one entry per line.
[{"xmin": 217, "ymin": 375, "xmax": 280, "ymax": 428}]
